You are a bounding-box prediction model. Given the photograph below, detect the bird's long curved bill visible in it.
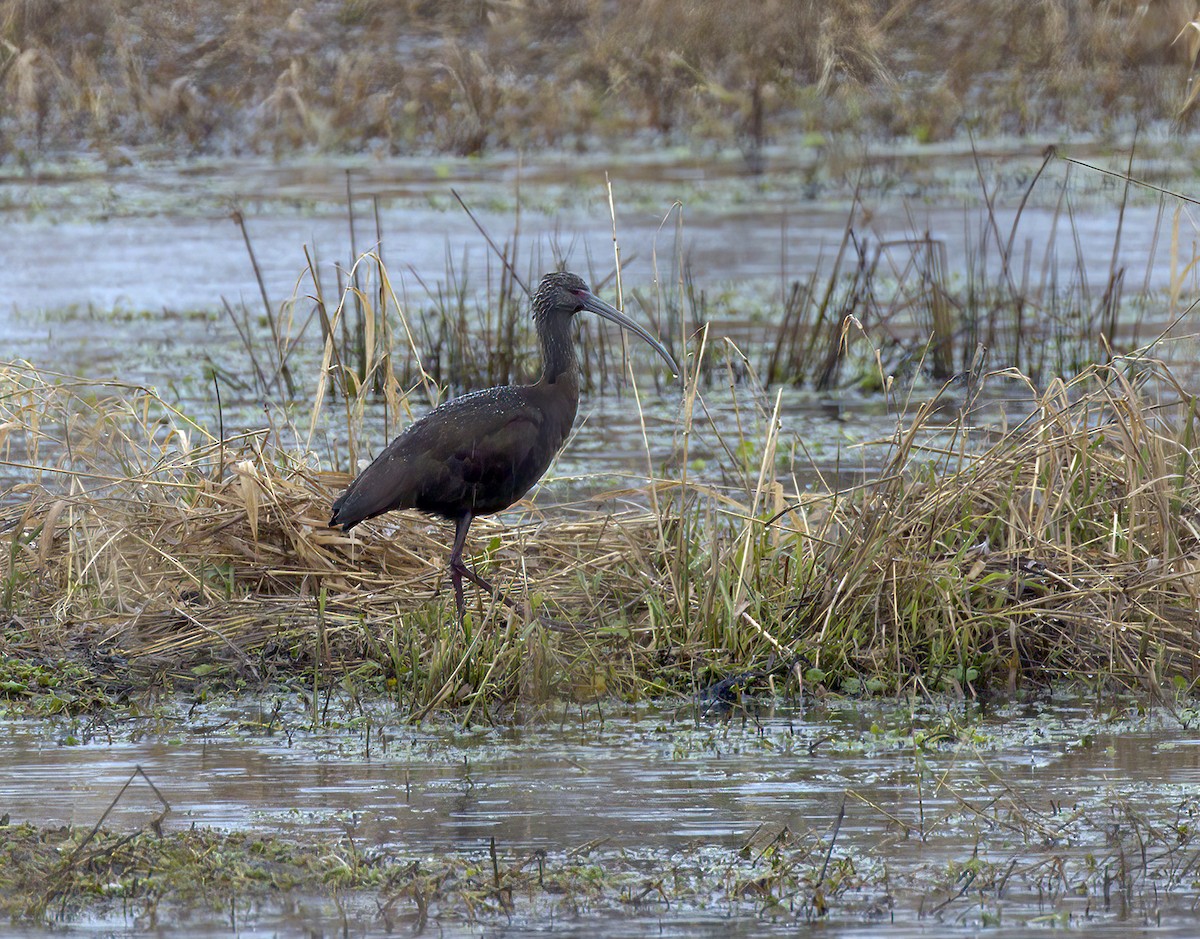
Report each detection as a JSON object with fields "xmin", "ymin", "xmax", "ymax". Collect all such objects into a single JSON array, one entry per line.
[{"xmin": 579, "ymin": 291, "xmax": 679, "ymax": 376}]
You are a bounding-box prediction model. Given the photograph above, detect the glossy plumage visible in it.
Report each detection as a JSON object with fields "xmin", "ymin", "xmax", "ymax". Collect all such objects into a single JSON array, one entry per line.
[{"xmin": 330, "ymin": 271, "xmax": 677, "ymax": 615}]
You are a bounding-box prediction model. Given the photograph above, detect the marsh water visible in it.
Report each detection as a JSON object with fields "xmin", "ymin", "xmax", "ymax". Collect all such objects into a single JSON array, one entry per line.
[
  {"xmin": 1, "ymin": 144, "xmax": 1187, "ymax": 313},
  {"xmin": 3, "ymin": 143, "xmax": 1196, "ymax": 496},
  {"xmin": 3, "ymin": 698, "xmax": 1200, "ymax": 937}
]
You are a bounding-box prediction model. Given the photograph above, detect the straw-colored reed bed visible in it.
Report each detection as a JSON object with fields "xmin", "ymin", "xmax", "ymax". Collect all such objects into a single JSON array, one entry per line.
[
  {"xmin": 3, "ymin": 0, "xmax": 1194, "ymax": 158},
  {"xmin": 2, "ymin": 350, "xmax": 1199, "ymax": 712}
]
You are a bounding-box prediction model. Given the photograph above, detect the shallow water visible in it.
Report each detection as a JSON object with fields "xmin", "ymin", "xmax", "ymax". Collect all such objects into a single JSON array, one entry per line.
[
  {"xmin": 0, "ymin": 146, "xmax": 1186, "ymax": 314},
  {"xmin": 4, "ymin": 145, "xmax": 1149, "ymax": 500},
  {"xmin": 3, "ymin": 698, "xmax": 1199, "ymax": 936}
]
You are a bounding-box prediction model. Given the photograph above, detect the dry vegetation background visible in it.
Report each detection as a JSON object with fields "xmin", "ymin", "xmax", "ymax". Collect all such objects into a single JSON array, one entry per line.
[
  {"xmin": 6, "ymin": 346, "xmax": 1200, "ymax": 707},
  {"xmin": 1, "ymin": 0, "xmax": 1198, "ymax": 160}
]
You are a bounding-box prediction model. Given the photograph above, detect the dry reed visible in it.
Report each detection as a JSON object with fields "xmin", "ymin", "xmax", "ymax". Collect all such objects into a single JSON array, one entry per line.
[{"xmin": 0, "ymin": 0, "xmax": 1192, "ymax": 159}]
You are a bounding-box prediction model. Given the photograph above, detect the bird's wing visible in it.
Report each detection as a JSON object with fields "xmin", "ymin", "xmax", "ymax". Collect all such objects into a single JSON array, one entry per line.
[
  {"xmin": 418, "ymin": 392, "xmax": 548, "ymax": 511},
  {"xmin": 331, "ymin": 387, "xmax": 550, "ymax": 527},
  {"xmin": 463, "ymin": 415, "xmax": 531, "ymax": 470}
]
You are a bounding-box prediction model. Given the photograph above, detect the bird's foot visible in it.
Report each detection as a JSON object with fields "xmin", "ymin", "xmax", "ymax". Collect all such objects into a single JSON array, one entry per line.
[{"xmin": 530, "ymin": 611, "xmax": 582, "ymax": 633}]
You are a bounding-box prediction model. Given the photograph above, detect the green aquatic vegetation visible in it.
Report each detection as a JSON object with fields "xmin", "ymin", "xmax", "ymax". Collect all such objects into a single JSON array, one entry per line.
[
  {"xmin": 3, "ymin": 773, "xmax": 1194, "ymax": 933},
  {"xmin": 0, "ymin": 658, "xmax": 119, "ymax": 715}
]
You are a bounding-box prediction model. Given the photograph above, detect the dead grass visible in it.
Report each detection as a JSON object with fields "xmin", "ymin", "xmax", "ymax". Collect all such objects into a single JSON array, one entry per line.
[
  {"xmin": 4, "ymin": 323, "xmax": 1200, "ymax": 712},
  {"xmin": 0, "ymin": 0, "xmax": 1193, "ymax": 159},
  {"xmin": 786, "ymin": 356, "xmax": 1200, "ymax": 694}
]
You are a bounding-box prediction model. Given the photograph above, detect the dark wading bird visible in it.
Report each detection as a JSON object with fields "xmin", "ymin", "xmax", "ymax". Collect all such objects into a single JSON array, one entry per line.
[{"xmin": 329, "ymin": 271, "xmax": 679, "ymax": 617}]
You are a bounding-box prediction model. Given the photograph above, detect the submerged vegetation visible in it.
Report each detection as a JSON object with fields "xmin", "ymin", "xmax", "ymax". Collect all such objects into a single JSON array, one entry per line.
[
  {"xmin": 3, "ymin": 700, "xmax": 1199, "ymax": 933},
  {"xmin": 2, "ymin": 774, "xmax": 1193, "ymax": 933}
]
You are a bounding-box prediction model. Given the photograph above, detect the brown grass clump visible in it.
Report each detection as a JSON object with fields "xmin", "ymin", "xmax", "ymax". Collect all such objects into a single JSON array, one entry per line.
[
  {"xmin": 784, "ymin": 356, "xmax": 1200, "ymax": 694},
  {"xmin": 0, "ymin": 363, "xmax": 674, "ymax": 710},
  {"xmin": 4, "ymin": 344, "xmax": 1200, "ymax": 711}
]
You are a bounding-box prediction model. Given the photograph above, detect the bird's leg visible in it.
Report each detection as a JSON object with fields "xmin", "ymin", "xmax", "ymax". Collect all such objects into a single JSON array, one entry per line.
[
  {"xmin": 448, "ymin": 514, "xmax": 577, "ymax": 631},
  {"xmin": 449, "ymin": 513, "xmax": 508, "ymax": 617},
  {"xmin": 449, "ymin": 513, "xmax": 472, "ymax": 617}
]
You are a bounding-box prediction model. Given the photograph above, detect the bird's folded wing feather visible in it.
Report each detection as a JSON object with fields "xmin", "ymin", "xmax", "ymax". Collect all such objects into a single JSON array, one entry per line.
[
  {"xmin": 454, "ymin": 413, "xmax": 541, "ymax": 483},
  {"xmin": 417, "ymin": 406, "xmax": 544, "ymax": 510},
  {"xmin": 331, "ymin": 387, "xmax": 549, "ymax": 525}
]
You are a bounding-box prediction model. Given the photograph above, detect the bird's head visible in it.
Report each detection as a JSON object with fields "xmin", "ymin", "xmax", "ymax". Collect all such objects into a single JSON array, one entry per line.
[
  {"xmin": 532, "ymin": 270, "xmax": 678, "ymax": 374},
  {"xmin": 532, "ymin": 271, "xmax": 592, "ymax": 323}
]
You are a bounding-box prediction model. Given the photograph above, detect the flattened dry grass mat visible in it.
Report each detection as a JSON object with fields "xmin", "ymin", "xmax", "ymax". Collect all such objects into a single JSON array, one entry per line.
[
  {"xmin": 0, "ymin": 367, "xmax": 676, "ymax": 699},
  {"xmin": 4, "ymin": 356, "xmax": 1200, "ymax": 702}
]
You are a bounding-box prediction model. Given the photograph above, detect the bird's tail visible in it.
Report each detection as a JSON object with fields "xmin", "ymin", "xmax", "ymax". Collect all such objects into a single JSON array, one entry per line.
[
  {"xmin": 329, "ymin": 490, "xmax": 359, "ymax": 530},
  {"xmin": 329, "ymin": 467, "xmax": 406, "ymax": 530}
]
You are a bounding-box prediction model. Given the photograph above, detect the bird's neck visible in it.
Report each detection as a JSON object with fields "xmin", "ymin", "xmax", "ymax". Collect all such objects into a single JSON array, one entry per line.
[{"xmin": 538, "ymin": 321, "xmax": 579, "ymax": 387}]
